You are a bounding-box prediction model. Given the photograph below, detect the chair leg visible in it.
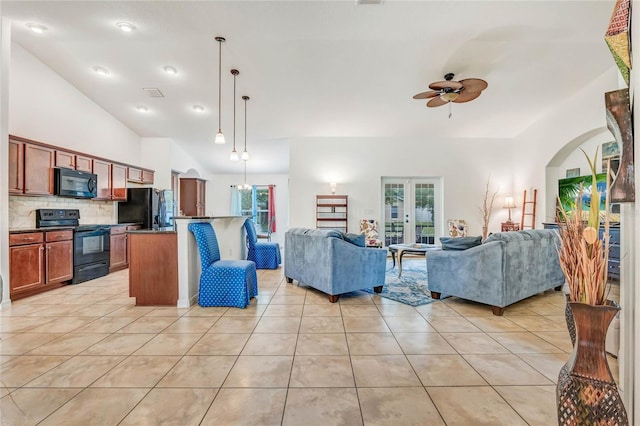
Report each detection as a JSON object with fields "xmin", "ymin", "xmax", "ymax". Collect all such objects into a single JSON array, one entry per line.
[
  {"xmin": 430, "ymin": 291, "xmax": 441, "ymax": 299},
  {"xmin": 328, "ymin": 294, "xmax": 340, "ymax": 303},
  {"xmin": 286, "ymin": 277, "xmax": 293, "ymax": 283},
  {"xmin": 373, "ymin": 285, "xmax": 383, "ymax": 293}
]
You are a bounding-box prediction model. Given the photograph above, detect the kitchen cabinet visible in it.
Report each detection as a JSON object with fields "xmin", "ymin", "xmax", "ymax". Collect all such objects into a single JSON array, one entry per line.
[
  {"xmin": 45, "ymin": 230, "xmax": 74, "ymax": 284},
  {"xmin": 142, "ymin": 170, "xmax": 154, "ymax": 184},
  {"xmin": 9, "ymin": 230, "xmax": 73, "ymax": 300},
  {"xmin": 55, "ymin": 150, "xmax": 76, "ymax": 170},
  {"xmin": 55, "ymin": 151, "xmax": 93, "ymax": 173},
  {"xmin": 180, "ymin": 178, "xmax": 206, "ymax": 216},
  {"xmin": 93, "ymin": 160, "xmax": 127, "ymax": 201},
  {"xmin": 109, "ymin": 226, "xmax": 128, "ymax": 272},
  {"xmin": 93, "ymin": 159, "xmax": 112, "ymax": 200},
  {"xmin": 128, "ymin": 167, "xmax": 154, "ymax": 184},
  {"xmin": 9, "ymin": 232, "xmax": 45, "ymax": 296},
  {"xmin": 24, "ymin": 144, "xmax": 54, "ymax": 196},
  {"xmin": 127, "ymin": 167, "xmax": 142, "ymax": 182},
  {"xmin": 112, "ymin": 164, "xmax": 128, "ymax": 201},
  {"xmin": 128, "ymin": 231, "xmax": 178, "ymax": 305},
  {"xmin": 76, "ymin": 155, "xmax": 93, "ymax": 172},
  {"xmin": 9, "ymin": 138, "xmax": 24, "ymax": 194}
]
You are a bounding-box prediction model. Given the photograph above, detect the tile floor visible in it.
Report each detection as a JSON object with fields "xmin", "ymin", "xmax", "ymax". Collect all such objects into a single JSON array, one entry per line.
[{"xmin": 0, "ymin": 264, "xmax": 620, "ymax": 425}]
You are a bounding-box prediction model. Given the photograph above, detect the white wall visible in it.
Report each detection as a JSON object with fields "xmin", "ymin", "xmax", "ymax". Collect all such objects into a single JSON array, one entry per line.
[
  {"xmin": 289, "ymin": 137, "xmax": 515, "ymax": 238},
  {"xmin": 0, "ymin": 16, "xmax": 11, "ymax": 306},
  {"xmin": 207, "ymin": 173, "xmax": 289, "ymax": 247},
  {"xmin": 140, "ymin": 137, "xmax": 209, "ymax": 190},
  {"xmin": 514, "ymin": 68, "xmax": 619, "ymax": 223},
  {"xmin": 9, "ymin": 44, "xmax": 141, "ymax": 163}
]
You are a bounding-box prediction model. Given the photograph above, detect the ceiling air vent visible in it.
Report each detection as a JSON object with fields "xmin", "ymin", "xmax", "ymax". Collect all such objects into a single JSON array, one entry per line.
[
  {"xmin": 143, "ymin": 87, "xmax": 165, "ymax": 98},
  {"xmin": 356, "ymin": 0, "xmax": 383, "ymax": 4}
]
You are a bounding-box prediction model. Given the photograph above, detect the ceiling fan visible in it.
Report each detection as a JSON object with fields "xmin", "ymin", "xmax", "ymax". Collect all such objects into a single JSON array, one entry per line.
[{"xmin": 413, "ymin": 73, "xmax": 488, "ymax": 116}]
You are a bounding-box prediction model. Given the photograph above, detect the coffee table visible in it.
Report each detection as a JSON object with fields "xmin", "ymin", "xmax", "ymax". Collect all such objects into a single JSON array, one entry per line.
[{"xmin": 388, "ymin": 243, "xmax": 441, "ymax": 278}]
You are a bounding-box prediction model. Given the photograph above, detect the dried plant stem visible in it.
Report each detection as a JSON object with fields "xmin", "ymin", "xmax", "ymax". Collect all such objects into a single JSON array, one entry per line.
[{"xmin": 478, "ymin": 176, "xmax": 499, "ymax": 238}]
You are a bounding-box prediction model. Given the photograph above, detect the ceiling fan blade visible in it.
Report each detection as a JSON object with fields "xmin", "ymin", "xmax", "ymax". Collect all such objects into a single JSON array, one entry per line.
[
  {"xmin": 453, "ymin": 90, "xmax": 482, "ymax": 103},
  {"xmin": 459, "ymin": 78, "xmax": 488, "ymax": 93},
  {"xmin": 427, "ymin": 97, "xmax": 448, "ymax": 108},
  {"xmin": 413, "ymin": 90, "xmax": 440, "ymax": 99},
  {"xmin": 428, "ymin": 80, "xmax": 463, "ymax": 90}
]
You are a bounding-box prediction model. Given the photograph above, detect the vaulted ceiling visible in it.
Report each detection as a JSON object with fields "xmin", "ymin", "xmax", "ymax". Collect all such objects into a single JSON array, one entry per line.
[{"xmin": 2, "ymin": 1, "xmax": 616, "ymax": 174}]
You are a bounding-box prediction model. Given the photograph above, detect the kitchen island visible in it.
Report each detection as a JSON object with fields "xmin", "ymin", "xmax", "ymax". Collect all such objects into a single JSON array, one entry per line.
[{"xmin": 127, "ymin": 228, "xmax": 178, "ymax": 306}]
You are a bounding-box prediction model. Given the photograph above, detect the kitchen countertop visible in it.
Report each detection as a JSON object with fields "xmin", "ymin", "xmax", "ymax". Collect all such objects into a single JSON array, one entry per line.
[
  {"xmin": 173, "ymin": 216, "xmax": 247, "ymax": 220},
  {"xmin": 127, "ymin": 227, "xmax": 176, "ymax": 234},
  {"xmin": 10, "ymin": 226, "xmax": 76, "ymax": 233},
  {"xmin": 10, "ymin": 222, "xmax": 143, "ymax": 233}
]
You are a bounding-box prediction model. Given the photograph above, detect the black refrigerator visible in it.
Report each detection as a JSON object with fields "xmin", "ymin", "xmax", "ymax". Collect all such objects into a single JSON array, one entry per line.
[{"xmin": 117, "ymin": 188, "xmax": 174, "ymax": 229}]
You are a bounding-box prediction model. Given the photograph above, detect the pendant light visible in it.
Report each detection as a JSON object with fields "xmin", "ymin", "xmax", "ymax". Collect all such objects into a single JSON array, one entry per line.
[
  {"xmin": 230, "ymin": 69, "xmax": 239, "ymax": 161},
  {"xmin": 241, "ymin": 95, "xmax": 250, "ymax": 161},
  {"xmin": 214, "ymin": 36, "xmax": 226, "ymax": 144}
]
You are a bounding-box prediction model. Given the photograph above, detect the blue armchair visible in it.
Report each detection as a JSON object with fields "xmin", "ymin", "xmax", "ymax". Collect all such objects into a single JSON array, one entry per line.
[
  {"xmin": 188, "ymin": 222, "xmax": 258, "ymax": 308},
  {"xmin": 243, "ymin": 219, "xmax": 282, "ymax": 269}
]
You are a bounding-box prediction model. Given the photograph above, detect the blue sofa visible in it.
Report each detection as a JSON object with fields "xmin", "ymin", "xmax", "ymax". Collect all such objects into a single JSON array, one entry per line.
[
  {"xmin": 427, "ymin": 229, "xmax": 565, "ymax": 315},
  {"xmin": 284, "ymin": 228, "xmax": 387, "ymax": 302}
]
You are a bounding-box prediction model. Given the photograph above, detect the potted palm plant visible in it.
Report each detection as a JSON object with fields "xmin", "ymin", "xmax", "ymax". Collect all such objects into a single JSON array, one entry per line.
[{"xmin": 555, "ymin": 149, "xmax": 628, "ymax": 425}]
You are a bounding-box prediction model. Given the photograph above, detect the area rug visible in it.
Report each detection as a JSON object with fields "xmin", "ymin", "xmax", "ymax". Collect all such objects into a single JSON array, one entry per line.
[{"xmin": 362, "ymin": 259, "xmax": 443, "ymax": 306}]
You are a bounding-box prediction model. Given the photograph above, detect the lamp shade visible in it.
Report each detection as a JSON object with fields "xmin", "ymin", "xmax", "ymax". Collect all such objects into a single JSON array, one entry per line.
[{"xmin": 503, "ymin": 196, "xmax": 516, "ymax": 209}]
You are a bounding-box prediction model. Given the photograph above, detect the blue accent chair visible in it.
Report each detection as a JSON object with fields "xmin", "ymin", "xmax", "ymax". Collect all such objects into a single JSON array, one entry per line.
[
  {"xmin": 243, "ymin": 219, "xmax": 282, "ymax": 269},
  {"xmin": 188, "ymin": 222, "xmax": 258, "ymax": 308}
]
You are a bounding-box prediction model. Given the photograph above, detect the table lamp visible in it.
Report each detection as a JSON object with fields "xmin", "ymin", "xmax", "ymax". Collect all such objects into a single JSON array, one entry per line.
[{"xmin": 503, "ymin": 196, "xmax": 516, "ymax": 223}]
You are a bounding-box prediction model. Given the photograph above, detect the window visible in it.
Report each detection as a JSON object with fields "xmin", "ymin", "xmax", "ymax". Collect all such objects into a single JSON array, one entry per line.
[{"xmin": 236, "ymin": 186, "xmax": 270, "ymax": 233}]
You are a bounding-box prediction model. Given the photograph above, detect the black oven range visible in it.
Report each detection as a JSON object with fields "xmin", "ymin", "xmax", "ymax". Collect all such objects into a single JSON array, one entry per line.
[{"xmin": 36, "ymin": 209, "xmax": 111, "ymax": 284}]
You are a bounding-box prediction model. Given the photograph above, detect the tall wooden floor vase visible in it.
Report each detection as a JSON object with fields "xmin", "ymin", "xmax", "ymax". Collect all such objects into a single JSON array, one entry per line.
[{"xmin": 557, "ymin": 301, "xmax": 628, "ymax": 425}]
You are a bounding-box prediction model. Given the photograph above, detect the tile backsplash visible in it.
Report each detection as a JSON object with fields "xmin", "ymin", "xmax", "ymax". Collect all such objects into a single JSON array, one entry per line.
[{"xmin": 9, "ymin": 196, "xmax": 116, "ymax": 229}]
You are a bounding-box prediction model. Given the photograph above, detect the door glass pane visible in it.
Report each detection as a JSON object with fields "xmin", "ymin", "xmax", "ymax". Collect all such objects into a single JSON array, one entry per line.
[
  {"xmin": 415, "ymin": 183, "xmax": 435, "ymax": 244},
  {"xmin": 384, "ymin": 183, "xmax": 405, "ymax": 245}
]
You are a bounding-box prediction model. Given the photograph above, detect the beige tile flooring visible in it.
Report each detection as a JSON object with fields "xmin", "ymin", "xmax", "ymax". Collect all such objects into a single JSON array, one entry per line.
[{"xmin": 0, "ymin": 264, "xmax": 620, "ymax": 425}]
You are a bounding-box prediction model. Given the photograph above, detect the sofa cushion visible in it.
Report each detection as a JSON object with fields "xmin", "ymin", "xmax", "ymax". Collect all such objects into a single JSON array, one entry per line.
[
  {"xmin": 342, "ymin": 232, "xmax": 366, "ymax": 247},
  {"xmin": 440, "ymin": 236, "xmax": 482, "ymax": 250}
]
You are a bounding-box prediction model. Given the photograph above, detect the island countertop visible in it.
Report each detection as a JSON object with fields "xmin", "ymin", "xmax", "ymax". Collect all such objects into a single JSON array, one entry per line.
[{"xmin": 126, "ymin": 227, "xmax": 176, "ymax": 234}]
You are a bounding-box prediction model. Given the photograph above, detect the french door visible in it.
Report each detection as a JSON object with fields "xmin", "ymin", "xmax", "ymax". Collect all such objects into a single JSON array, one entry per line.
[{"xmin": 382, "ymin": 177, "xmax": 442, "ymax": 246}]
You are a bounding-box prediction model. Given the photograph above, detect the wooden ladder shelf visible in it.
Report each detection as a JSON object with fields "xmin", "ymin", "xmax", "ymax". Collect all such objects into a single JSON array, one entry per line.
[{"xmin": 521, "ymin": 189, "xmax": 537, "ymax": 230}]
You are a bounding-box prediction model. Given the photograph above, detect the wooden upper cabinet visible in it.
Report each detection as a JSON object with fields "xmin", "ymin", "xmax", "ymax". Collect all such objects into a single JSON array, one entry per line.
[
  {"xmin": 112, "ymin": 164, "xmax": 128, "ymax": 201},
  {"xmin": 180, "ymin": 178, "xmax": 206, "ymax": 216},
  {"xmin": 9, "ymin": 139, "xmax": 24, "ymax": 194},
  {"xmin": 93, "ymin": 159, "xmax": 112, "ymax": 200},
  {"xmin": 24, "ymin": 144, "xmax": 54, "ymax": 196},
  {"xmin": 55, "ymin": 150, "xmax": 76, "ymax": 170},
  {"xmin": 127, "ymin": 167, "xmax": 142, "ymax": 182},
  {"xmin": 75, "ymin": 155, "xmax": 93, "ymax": 172},
  {"xmin": 142, "ymin": 170, "xmax": 154, "ymax": 184}
]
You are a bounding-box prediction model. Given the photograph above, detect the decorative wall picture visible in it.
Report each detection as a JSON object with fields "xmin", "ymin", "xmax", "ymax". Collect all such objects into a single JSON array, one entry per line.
[
  {"xmin": 601, "ymin": 141, "xmax": 620, "ymax": 159},
  {"xmin": 447, "ymin": 219, "xmax": 467, "ymax": 238},
  {"xmin": 605, "ymin": 89, "xmax": 635, "ymax": 202},
  {"xmin": 602, "ymin": 157, "xmax": 620, "ymax": 176},
  {"xmin": 566, "ymin": 168, "xmax": 580, "ymax": 178}
]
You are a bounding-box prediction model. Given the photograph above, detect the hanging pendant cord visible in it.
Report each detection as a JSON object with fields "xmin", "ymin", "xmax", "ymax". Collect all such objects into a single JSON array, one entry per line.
[{"xmin": 217, "ymin": 40, "xmax": 222, "ymax": 133}]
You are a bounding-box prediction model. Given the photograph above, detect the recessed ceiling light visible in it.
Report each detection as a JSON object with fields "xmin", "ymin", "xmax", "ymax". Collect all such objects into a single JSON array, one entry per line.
[
  {"xmin": 116, "ymin": 22, "xmax": 136, "ymax": 32},
  {"xmin": 93, "ymin": 66, "xmax": 110, "ymax": 76},
  {"xmin": 25, "ymin": 23, "xmax": 47, "ymax": 33},
  {"xmin": 136, "ymin": 106, "xmax": 149, "ymax": 112},
  {"xmin": 192, "ymin": 105, "xmax": 205, "ymax": 112},
  {"xmin": 163, "ymin": 66, "xmax": 178, "ymax": 75}
]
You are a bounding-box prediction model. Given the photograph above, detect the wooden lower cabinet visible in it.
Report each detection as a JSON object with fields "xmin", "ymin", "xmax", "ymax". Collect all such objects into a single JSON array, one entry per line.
[
  {"xmin": 129, "ymin": 232, "xmax": 178, "ymax": 305},
  {"xmin": 10, "ymin": 242, "xmax": 45, "ymax": 295},
  {"xmin": 110, "ymin": 226, "xmax": 128, "ymax": 272},
  {"xmin": 9, "ymin": 230, "xmax": 73, "ymax": 300},
  {"xmin": 45, "ymin": 230, "xmax": 74, "ymax": 284}
]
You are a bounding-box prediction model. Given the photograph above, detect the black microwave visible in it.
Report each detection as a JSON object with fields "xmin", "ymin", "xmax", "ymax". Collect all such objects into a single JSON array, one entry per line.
[{"xmin": 54, "ymin": 168, "xmax": 98, "ymax": 199}]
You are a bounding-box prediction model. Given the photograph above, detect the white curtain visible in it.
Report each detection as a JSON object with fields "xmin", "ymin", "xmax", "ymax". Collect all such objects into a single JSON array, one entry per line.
[{"xmin": 230, "ymin": 187, "xmax": 241, "ymax": 216}]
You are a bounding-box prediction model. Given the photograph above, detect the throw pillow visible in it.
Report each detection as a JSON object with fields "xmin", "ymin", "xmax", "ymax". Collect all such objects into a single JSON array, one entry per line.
[
  {"xmin": 440, "ymin": 236, "xmax": 482, "ymax": 250},
  {"xmin": 342, "ymin": 232, "xmax": 366, "ymax": 247}
]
